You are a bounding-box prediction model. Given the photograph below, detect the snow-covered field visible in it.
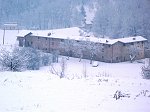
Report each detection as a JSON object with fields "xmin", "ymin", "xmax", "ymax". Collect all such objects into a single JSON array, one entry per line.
[
  {"xmin": 0, "ymin": 57, "xmax": 150, "ymax": 112},
  {"xmin": 0, "ymin": 29, "xmax": 150, "ymax": 112}
]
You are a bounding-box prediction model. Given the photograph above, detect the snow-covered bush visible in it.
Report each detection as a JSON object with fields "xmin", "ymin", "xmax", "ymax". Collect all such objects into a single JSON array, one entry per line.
[
  {"xmin": 0, "ymin": 47, "xmax": 41, "ymax": 71},
  {"xmin": 142, "ymin": 66, "xmax": 150, "ymax": 79},
  {"xmin": 40, "ymin": 53, "xmax": 52, "ymax": 66},
  {"xmin": 20, "ymin": 47, "xmax": 40, "ymax": 70},
  {"xmin": 0, "ymin": 47, "xmax": 26, "ymax": 71}
]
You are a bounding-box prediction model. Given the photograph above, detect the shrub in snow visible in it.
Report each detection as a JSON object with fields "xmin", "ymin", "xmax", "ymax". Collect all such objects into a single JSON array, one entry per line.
[
  {"xmin": 0, "ymin": 47, "xmax": 41, "ymax": 71},
  {"xmin": 52, "ymin": 50, "xmax": 59, "ymax": 63},
  {"xmin": 113, "ymin": 90, "xmax": 130, "ymax": 100},
  {"xmin": 0, "ymin": 47, "xmax": 26, "ymax": 71},
  {"xmin": 20, "ymin": 47, "xmax": 40, "ymax": 70},
  {"xmin": 40, "ymin": 53, "xmax": 52, "ymax": 66},
  {"xmin": 142, "ymin": 66, "xmax": 150, "ymax": 79}
]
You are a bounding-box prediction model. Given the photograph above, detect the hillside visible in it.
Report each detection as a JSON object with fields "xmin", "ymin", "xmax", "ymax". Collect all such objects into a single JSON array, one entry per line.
[{"xmin": 0, "ymin": 0, "xmax": 150, "ymax": 40}]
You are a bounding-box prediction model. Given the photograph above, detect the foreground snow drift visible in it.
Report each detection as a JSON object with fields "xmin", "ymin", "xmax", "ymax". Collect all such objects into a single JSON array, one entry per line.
[{"xmin": 0, "ymin": 59, "xmax": 150, "ymax": 112}]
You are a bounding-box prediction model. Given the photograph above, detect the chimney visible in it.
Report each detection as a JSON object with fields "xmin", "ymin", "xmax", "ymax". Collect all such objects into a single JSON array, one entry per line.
[
  {"xmin": 133, "ymin": 37, "xmax": 136, "ymax": 40},
  {"xmin": 48, "ymin": 32, "xmax": 51, "ymax": 36}
]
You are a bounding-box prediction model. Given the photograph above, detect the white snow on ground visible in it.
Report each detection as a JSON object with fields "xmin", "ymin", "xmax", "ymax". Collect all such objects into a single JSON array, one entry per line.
[
  {"xmin": 0, "ymin": 30, "xmax": 150, "ymax": 112},
  {"xmin": 0, "ymin": 30, "xmax": 19, "ymax": 45},
  {"xmin": 0, "ymin": 57, "xmax": 150, "ymax": 112}
]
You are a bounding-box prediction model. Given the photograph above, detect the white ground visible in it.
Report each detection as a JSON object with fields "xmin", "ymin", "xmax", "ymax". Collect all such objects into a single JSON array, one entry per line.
[{"xmin": 0, "ymin": 30, "xmax": 150, "ymax": 112}]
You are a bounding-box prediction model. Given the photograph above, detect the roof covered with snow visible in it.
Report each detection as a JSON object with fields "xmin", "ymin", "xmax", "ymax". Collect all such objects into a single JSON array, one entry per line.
[{"xmin": 17, "ymin": 27, "xmax": 147, "ymax": 45}]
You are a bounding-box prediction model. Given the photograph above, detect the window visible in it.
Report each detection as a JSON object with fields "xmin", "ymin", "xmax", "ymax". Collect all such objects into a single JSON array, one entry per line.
[
  {"xmin": 116, "ymin": 57, "xmax": 118, "ymax": 60},
  {"xmin": 123, "ymin": 43, "xmax": 126, "ymax": 46},
  {"xmin": 26, "ymin": 41, "xmax": 30, "ymax": 46},
  {"xmin": 52, "ymin": 42, "xmax": 54, "ymax": 45},
  {"xmin": 131, "ymin": 43, "xmax": 134, "ymax": 45},
  {"xmin": 38, "ymin": 37, "xmax": 39, "ymax": 39},
  {"xmin": 102, "ymin": 56, "xmax": 104, "ymax": 59},
  {"xmin": 102, "ymin": 48, "xmax": 104, "ymax": 52},
  {"xmin": 61, "ymin": 39, "xmax": 64, "ymax": 42}
]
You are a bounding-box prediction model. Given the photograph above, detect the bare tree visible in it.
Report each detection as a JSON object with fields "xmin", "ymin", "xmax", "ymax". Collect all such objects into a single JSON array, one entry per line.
[
  {"xmin": 82, "ymin": 60, "xmax": 87, "ymax": 78},
  {"xmin": 62, "ymin": 38, "xmax": 75, "ymax": 60},
  {"xmin": 129, "ymin": 44, "xmax": 140, "ymax": 63},
  {"xmin": 60, "ymin": 57, "xmax": 67, "ymax": 78},
  {"xmin": 87, "ymin": 41, "xmax": 98, "ymax": 64}
]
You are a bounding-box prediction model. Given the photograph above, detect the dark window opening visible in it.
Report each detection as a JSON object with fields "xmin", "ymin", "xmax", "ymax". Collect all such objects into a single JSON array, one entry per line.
[
  {"xmin": 61, "ymin": 39, "xmax": 64, "ymax": 42},
  {"xmin": 131, "ymin": 43, "xmax": 134, "ymax": 45},
  {"xmin": 52, "ymin": 42, "xmax": 54, "ymax": 45},
  {"xmin": 27, "ymin": 41, "xmax": 30, "ymax": 46},
  {"xmin": 124, "ymin": 57, "xmax": 126, "ymax": 61},
  {"xmin": 116, "ymin": 57, "xmax": 118, "ymax": 60},
  {"xmin": 102, "ymin": 48, "xmax": 104, "ymax": 52}
]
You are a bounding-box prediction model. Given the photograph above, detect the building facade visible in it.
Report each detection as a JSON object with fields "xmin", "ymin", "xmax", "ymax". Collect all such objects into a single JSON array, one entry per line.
[{"xmin": 17, "ymin": 29, "xmax": 147, "ymax": 63}]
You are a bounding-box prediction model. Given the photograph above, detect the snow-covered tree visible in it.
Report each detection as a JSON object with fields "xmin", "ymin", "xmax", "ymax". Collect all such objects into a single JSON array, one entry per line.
[
  {"xmin": 92, "ymin": 0, "xmax": 150, "ymax": 40},
  {"xmin": 22, "ymin": 47, "xmax": 40, "ymax": 70},
  {"xmin": 62, "ymin": 38, "xmax": 75, "ymax": 60},
  {"xmin": 142, "ymin": 66, "xmax": 150, "ymax": 79},
  {"xmin": 40, "ymin": 52, "xmax": 52, "ymax": 66},
  {"xmin": 0, "ymin": 47, "xmax": 25, "ymax": 71},
  {"xmin": 128, "ymin": 44, "xmax": 141, "ymax": 63}
]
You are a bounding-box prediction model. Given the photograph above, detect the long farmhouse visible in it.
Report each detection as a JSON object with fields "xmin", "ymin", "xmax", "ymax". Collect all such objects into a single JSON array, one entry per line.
[{"xmin": 17, "ymin": 27, "xmax": 147, "ymax": 63}]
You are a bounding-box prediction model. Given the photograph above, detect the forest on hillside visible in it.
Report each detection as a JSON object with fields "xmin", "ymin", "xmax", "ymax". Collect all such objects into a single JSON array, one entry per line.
[{"xmin": 0, "ymin": 0, "xmax": 150, "ymax": 39}]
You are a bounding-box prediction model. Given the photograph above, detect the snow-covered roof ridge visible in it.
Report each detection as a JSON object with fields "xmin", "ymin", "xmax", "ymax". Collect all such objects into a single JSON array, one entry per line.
[
  {"xmin": 116, "ymin": 36, "xmax": 147, "ymax": 43},
  {"xmin": 17, "ymin": 27, "xmax": 147, "ymax": 45}
]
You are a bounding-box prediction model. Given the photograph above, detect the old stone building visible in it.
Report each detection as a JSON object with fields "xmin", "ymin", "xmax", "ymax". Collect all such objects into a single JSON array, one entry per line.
[{"xmin": 17, "ymin": 27, "xmax": 147, "ymax": 63}]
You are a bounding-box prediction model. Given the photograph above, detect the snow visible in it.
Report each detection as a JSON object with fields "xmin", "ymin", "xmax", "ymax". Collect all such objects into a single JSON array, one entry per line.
[
  {"xmin": 0, "ymin": 29, "xmax": 150, "ymax": 112},
  {"xmin": 84, "ymin": 2, "xmax": 98, "ymax": 24},
  {"xmin": 116, "ymin": 36, "xmax": 147, "ymax": 43},
  {"xmin": 0, "ymin": 30, "xmax": 19, "ymax": 45},
  {"xmin": 17, "ymin": 28, "xmax": 147, "ymax": 45},
  {"xmin": 17, "ymin": 27, "xmax": 81, "ymax": 38},
  {"xmin": 0, "ymin": 57, "xmax": 150, "ymax": 112}
]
